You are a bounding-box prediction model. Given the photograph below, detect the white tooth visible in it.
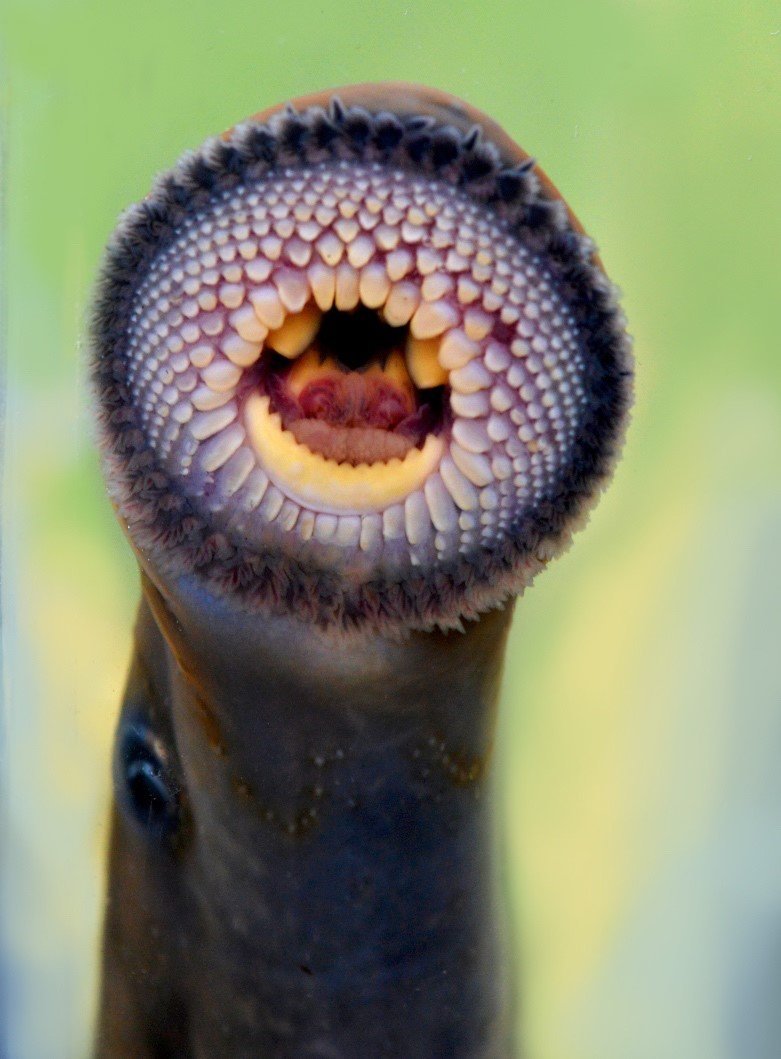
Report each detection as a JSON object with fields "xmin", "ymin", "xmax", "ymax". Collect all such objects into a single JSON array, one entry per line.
[
  {"xmin": 201, "ymin": 314, "xmax": 224, "ymax": 337},
  {"xmin": 202, "ymin": 359, "xmax": 242, "ymax": 392},
  {"xmin": 277, "ymin": 499, "xmax": 300, "ymax": 531},
  {"xmin": 334, "ymin": 217, "xmax": 360, "ymax": 244},
  {"xmin": 223, "ymin": 264, "xmax": 243, "ymax": 283},
  {"xmin": 424, "ymin": 475, "xmax": 459, "ymax": 532},
  {"xmin": 450, "ymin": 391, "xmax": 490, "ymax": 418},
  {"xmin": 438, "ymin": 329, "xmax": 479, "ymax": 370},
  {"xmin": 259, "ymin": 485, "xmax": 285, "ymax": 522},
  {"xmin": 298, "ymin": 220, "xmax": 321, "ymax": 243},
  {"xmin": 230, "ymin": 306, "xmax": 268, "ymax": 343},
  {"xmin": 479, "ymin": 486, "xmax": 500, "ymax": 510},
  {"xmin": 359, "ymin": 264, "xmax": 391, "ymax": 308},
  {"xmin": 335, "ymin": 515, "xmax": 361, "ymax": 547},
  {"xmin": 219, "ymin": 283, "xmax": 245, "ymax": 309},
  {"xmin": 450, "ymin": 359, "xmax": 492, "ymax": 394},
  {"xmin": 189, "ymin": 343, "xmax": 215, "ymax": 368},
  {"xmin": 220, "ymin": 447, "xmax": 255, "ymax": 495},
  {"xmin": 416, "ymin": 247, "xmax": 441, "ymax": 275},
  {"xmin": 241, "ymin": 468, "xmax": 269, "ymax": 511},
  {"xmin": 490, "ymin": 385, "xmax": 514, "ymax": 412},
  {"xmin": 383, "ymin": 282, "xmax": 420, "ymax": 326},
  {"xmin": 260, "ymin": 235, "xmax": 282, "ymax": 260},
  {"xmin": 385, "ymin": 249, "xmax": 413, "ymax": 281},
  {"xmin": 172, "ymin": 401, "xmax": 193, "ymax": 424},
  {"xmin": 308, "ymin": 262, "xmax": 336, "ymax": 310},
  {"xmin": 410, "ymin": 300, "xmax": 459, "ymax": 340},
  {"xmin": 421, "ymin": 273, "xmax": 454, "ymax": 302},
  {"xmin": 238, "ymin": 240, "xmax": 258, "ymax": 260},
  {"xmin": 198, "ymin": 290, "xmax": 217, "ymax": 312},
  {"xmin": 222, "ymin": 332, "xmax": 262, "ymax": 368},
  {"xmin": 404, "ymin": 490, "xmax": 432, "ymax": 546},
  {"xmin": 316, "ymin": 232, "xmax": 344, "ymax": 266},
  {"xmin": 267, "ymin": 304, "xmax": 321, "ymax": 358},
  {"xmin": 456, "ymin": 277, "xmax": 481, "ymax": 304},
  {"xmin": 511, "ymin": 338, "xmax": 530, "ymax": 358},
  {"xmin": 487, "ymin": 414, "xmax": 511, "ymax": 442},
  {"xmin": 382, "ymin": 505, "xmax": 405, "ymax": 540},
  {"xmin": 482, "ymin": 291, "xmax": 502, "ymax": 313},
  {"xmin": 182, "ymin": 322, "xmax": 200, "ymax": 344},
  {"xmin": 445, "ymin": 250, "xmax": 469, "ymax": 273},
  {"xmin": 298, "ymin": 509, "xmax": 316, "ymax": 540},
  {"xmin": 485, "ymin": 341, "xmax": 511, "ymax": 372},
  {"xmin": 440, "ymin": 455, "xmax": 479, "ymax": 511},
  {"xmin": 314, "ymin": 205, "xmax": 336, "ymax": 227},
  {"xmin": 335, "ymin": 263, "xmax": 360, "ymax": 310},
  {"xmin": 192, "ymin": 385, "xmax": 233, "ymax": 412},
  {"xmin": 463, "ymin": 309, "xmax": 493, "ymax": 341},
  {"xmin": 491, "ymin": 455, "xmax": 513, "ymax": 480},
  {"xmin": 190, "ymin": 403, "xmax": 237, "ymax": 440},
  {"xmin": 405, "ymin": 335, "xmax": 448, "ymax": 389},
  {"xmin": 359, "ymin": 513, "xmax": 382, "ymax": 552},
  {"xmin": 249, "ymin": 285, "xmax": 285, "ymax": 329},
  {"xmin": 346, "ymin": 235, "xmax": 374, "ymax": 269},
  {"xmin": 198, "ymin": 423, "xmax": 244, "ymax": 473},
  {"xmin": 274, "ymin": 270, "xmax": 310, "ymax": 313},
  {"xmin": 452, "ymin": 419, "xmax": 492, "ymax": 454},
  {"xmin": 451, "ymin": 442, "xmax": 493, "ymax": 486},
  {"xmin": 314, "ymin": 512, "xmax": 338, "ymax": 542},
  {"xmin": 245, "ymin": 258, "xmax": 273, "ymax": 283},
  {"xmin": 375, "ymin": 224, "xmax": 399, "ymax": 251},
  {"xmin": 286, "ymin": 240, "xmax": 312, "ymax": 268}
]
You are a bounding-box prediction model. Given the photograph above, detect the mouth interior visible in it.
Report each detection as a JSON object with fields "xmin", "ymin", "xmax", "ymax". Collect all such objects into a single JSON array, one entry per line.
[{"xmin": 252, "ymin": 305, "xmax": 447, "ymax": 467}]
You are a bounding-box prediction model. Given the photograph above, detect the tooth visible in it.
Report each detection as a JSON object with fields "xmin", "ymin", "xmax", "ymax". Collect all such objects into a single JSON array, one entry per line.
[
  {"xmin": 346, "ymin": 235, "xmax": 374, "ymax": 269},
  {"xmin": 274, "ymin": 270, "xmax": 310, "ymax": 313},
  {"xmin": 487, "ymin": 414, "xmax": 511, "ymax": 442},
  {"xmin": 198, "ymin": 291, "xmax": 217, "ymax": 312},
  {"xmin": 421, "ymin": 274, "xmax": 454, "ymax": 302},
  {"xmin": 490, "ymin": 386, "xmax": 513, "ymax": 412},
  {"xmin": 404, "ymin": 491, "xmax": 431, "ymax": 546},
  {"xmin": 245, "ymin": 258, "xmax": 273, "ymax": 283},
  {"xmin": 308, "ymin": 262, "xmax": 336, "ymax": 311},
  {"xmin": 375, "ymin": 225, "xmax": 399, "ymax": 252},
  {"xmin": 383, "ymin": 505, "xmax": 405, "ymax": 540},
  {"xmin": 198, "ymin": 423, "xmax": 245, "ymax": 473},
  {"xmin": 439, "ymin": 456, "xmax": 479, "ymax": 511},
  {"xmin": 201, "ymin": 314, "xmax": 224, "ymax": 337},
  {"xmin": 358, "ymin": 264, "xmax": 391, "ymax": 309},
  {"xmin": 452, "ymin": 419, "xmax": 492, "ymax": 454},
  {"xmin": 385, "ymin": 249, "xmax": 413, "ymax": 281},
  {"xmin": 335, "ymin": 263, "xmax": 360, "ymax": 310},
  {"xmin": 259, "ymin": 485, "xmax": 285, "ymax": 522},
  {"xmin": 410, "ymin": 300, "xmax": 459, "ymax": 340},
  {"xmin": 451, "ymin": 391, "xmax": 490, "ymax": 418},
  {"xmin": 298, "ymin": 509, "xmax": 315, "ymax": 540},
  {"xmin": 241, "ymin": 468, "xmax": 269, "ymax": 511},
  {"xmin": 335, "ymin": 218, "xmax": 360, "ymax": 244},
  {"xmin": 189, "ymin": 343, "xmax": 215, "ymax": 368},
  {"xmin": 314, "ymin": 513, "xmax": 338, "ymax": 542},
  {"xmin": 491, "ymin": 455, "xmax": 513, "ymax": 480},
  {"xmin": 383, "ymin": 282, "xmax": 420, "ymax": 326},
  {"xmin": 335, "ymin": 515, "xmax": 361, "ymax": 547},
  {"xmin": 172, "ymin": 401, "xmax": 193, "ymax": 424},
  {"xmin": 222, "ymin": 332, "xmax": 262, "ymax": 368},
  {"xmin": 260, "ymin": 235, "xmax": 282, "ymax": 261},
  {"xmin": 316, "ymin": 232, "xmax": 344, "ymax": 266},
  {"xmin": 190, "ymin": 403, "xmax": 237, "ymax": 440},
  {"xmin": 202, "ymin": 359, "xmax": 242, "ymax": 392},
  {"xmin": 463, "ymin": 309, "xmax": 493, "ymax": 341},
  {"xmin": 220, "ymin": 447, "xmax": 255, "ymax": 495},
  {"xmin": 192, "ymin": 385, "xmax": 233, "ymax": 412},
  {"xmin": 278, "ymin": 499, "xmax": 301, "ymax": 532},
  {"xmin": 405, "ymin": 335, "xmax": 448, "ymax": 389},
  {"xmin": 359, "ymin": 513, "xmax": 382, "ymax": 552},
  {"xmin": 238, "ymin": 240, "xmax": 257, "ymax": 261},
  {"xmin": 377, "ymin": 351, "xmax": 413, "ymax": 394},
  {"xmin": 424, "ymin": 475, "xmax": 459, "ymax": 532},
  {"xmin": 182, "ymin": 322, "xmax": 201, "ymax": 344},
  {"xmin": 416, "ymin": 247, "xmax": 441, "ymax": 275},
  {"xmin": 451, "ymin": 442, "xmax": 493, "ymax": 486},
  {"xmin": 249, "ymin": 285, "xmax": 285, "ymax": 330},
  {"xmin": 219, "ymin": 283, "xmax": 245, "ymax": 309},
  {"xmin": 438, "ymin": 330, "xmax": 479, "ymax": 370},
  {"xmin": 286, "ymin": 240, "xmax": 312, "ymax": 268},
  {"xmin": 450, "ymin": 359, "xmax": 492, "ymax": 394},
  {"xmin": 445, "ymin": 250, "xmax": 469, "ymax": 273},
  {"xmin": 267, "ymin": 304, "xmax": 322, "ymax": 359},
  {"xmin": 230, "ymin": 306, "xmax": 268, "ymax": 344},
  {"xmin": 456, "ymin": 277, "xmax": 481, "ymax": 305},
  {"xmin": 287, "ymin": 347, "xmax": 330, "ymax": 396},
  {"xmin": 485, "ymin": 341, "xmax": 510, "ymax": 372},
  {"xmin": 479, "ymin": 486, "xmax": 500, "ymax": 510}
]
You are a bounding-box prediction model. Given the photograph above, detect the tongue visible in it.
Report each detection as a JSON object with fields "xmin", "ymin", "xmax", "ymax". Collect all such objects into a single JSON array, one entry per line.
[
  {"xmin": 297, "ymin": 372, "xmax": 415, "ymax": 430},
  {"xmin": 288, "ymin": 420, "xmax": 415, "ymax": 464}
]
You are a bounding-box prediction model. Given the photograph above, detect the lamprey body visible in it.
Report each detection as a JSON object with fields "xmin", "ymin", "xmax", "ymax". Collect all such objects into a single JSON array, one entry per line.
[{"xmin": 92, "ymin": 84, "xmax": 632, "ymax": 1057}]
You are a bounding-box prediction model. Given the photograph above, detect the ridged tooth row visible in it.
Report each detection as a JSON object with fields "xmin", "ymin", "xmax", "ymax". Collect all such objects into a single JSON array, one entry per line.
[{"xmin": 126, "ymin": 160, "xmax": 587, "ymax": 564}]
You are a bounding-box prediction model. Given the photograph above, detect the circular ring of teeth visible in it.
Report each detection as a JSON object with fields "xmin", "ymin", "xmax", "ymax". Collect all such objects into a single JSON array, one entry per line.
[{"xmin": 92, "ymin": 90, "xmax": 632, "ymax": 633}]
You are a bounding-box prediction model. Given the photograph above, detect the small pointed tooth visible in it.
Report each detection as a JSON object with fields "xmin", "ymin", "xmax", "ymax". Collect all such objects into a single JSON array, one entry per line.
[
  {"xmin": 485, "ymin": 341, "xmax": 510, "ymax": 372},
  {"xmin": 438, "ymin": 329, "xmax": 480, "ymax": 370},
  {"xmin": 383, "ymin": 282, "xmax": 420, "ymax": 326},
  {"xmin": 424, "ymin": 474, "xmax": 459, "ymax": 532},
  {"xmin": 245, "ymin": 258, "xmax": 273, "ymax": 283},
  {"xmin": 249, "ymin": 285, "xmax": 285, "ymax": 329},
  {"xmin": 386, "ymin": 249, "xmax": 413, "ymax": 281},
  {"xmin": 313, "ymin": 512, "xmax": 338, "ymax": 542},
  {"xmin": 463, "ymin": 309, "xmax": 493, "ymax": 341},
  {"xmin": 334, "ymin": 263, "xmax": 360, "ymax": 310},
  {"xmin": 274, "ymin": 270, "xmax": 310, "ymax": 313},
  {"xmin": 416, "ymin": 247, "xmax": 441, "ymax": 275},
  {"xmin": 410, "ymin": 300, "xmax": 459, "ymax": 340},
  {"xmin": 222, "ymin": 331, "xmax": 262, "ymax": 368},
  {"xmin": 346, "ymin": 235, "xmax": 374, "ymax": 269},
  {"xmin": 404, "ymin": 490, "xmax": 432, "ymax": 546},
  {"xmin": 452, "ymin": 419, "xmax": 493, "ymax": 454},
  {"xmin": 287, "ymin": 347, "xmax": 328, "ymax": 396},
  {"xmin": 451, "ymin": 442, "xmax": 493, "ymax": 486},
  {"xmin": 334, "ymin": 217, "xmax": 360, "ymax": 243},
  {"xmin": 189, "ymin": 343, "xmax": 215, "ymax": 368},
  {"xmin": 359, "ymin": 264, "xmax": 391, "ymax": 308},
  {"xmin": 440, "ymin": 455, "xmax": 479, "ymax": 511},
  {"xmin": 259, "ymin": 485, "xmax": 285, "ymax": 522},
  {"xmin": 382, "ymin": 505, "xmax": 405, "ymax": 540},
  {"xmin": 316, "ymin": 232, "xmax": 344, "ymax": 266},
  {"xmin": 451, "ymin": 391, "xmax": 490, "ymax": 418},
  {"xmin": 241, "ymin": 468, "xmax": 269, "ymax": 511},
  {"xmin": 308, "ymin": 262, "xmax": 336, "ymax": 311},
  {"xmin": 487, "ymin": 414, "xmax": 511, "ymax": 442},
  {"xmin": 456, "ymin": 277, "xmax": 481, "ymax": 305},
  {"xmin": 190, "ymin": 403, "xmax": 237, "ymax": 441},
  {"xmin": 492, "ymin": 455, "xmax": 513, "ymax": 480},
  {"xmin": 359, "ymin": 513, "xmax": 382, "ymax": 552},
  {"xmin": 450, "ymin": 359, "xmax": 492, "ymax": 394},
  {"xmin": 298, "ymin": 509, "xmax": 316, "ymax": 540},
  {"xmin": 375, "ymin": 224, "xmax": 399, "ymax": 252},
  {"xmin": 230, "ymin": 306, "xmax": 268, "ymax": 344},
  {"xmin": 198, "ymin": 423, "xmax": 244, "ymax": 473},
  {"xmin": 490, "ymin": 385, "xmax": 514, "ymax": 412},
  {"xmin": 421, "ymin": 273, "xmax": 454, "ymax": 302},
  {"xmin": 267, "ymin": 303, "xmax": 322, "ymax": 359},
  {"xmin": 220, "ymin": 447, "xmax": 255, "ymax": 496},
  {"xmin": 405, "ymin": 335, "xmax": 448, "ymax": 389},
  {"xmin": 335, "ymin": 515, "xmax": 361, "ymax": 547},
  {"xmin": 219, "ymin": 283, "xmax": 244, "ymax": 309},
  {"xmin": 172, "ymin": 401, "xmax": 193, "ymax": 424},
  {"xmin": 479, "ymin": 486, "xmax": 500, "ymax": 511},
  {"xmin": 192, "ymin": 385, "xmax": 233, "ymax": 412},
  {"xmin": 277, "ymin": 499, "xmax": 301, "ymax": 532},
  {"xmin": 381, "ymin": 350, "xmax": 414, "ymax": 392},
  {"xmin": 202, "ymin": 359, "xmax": 242, "ymax": 392}
]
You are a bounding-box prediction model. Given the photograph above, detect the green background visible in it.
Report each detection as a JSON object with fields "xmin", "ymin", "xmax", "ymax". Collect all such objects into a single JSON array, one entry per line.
[{"xmin": 2, "ymin": 1, "xmax": 780, "ymax": 1056}]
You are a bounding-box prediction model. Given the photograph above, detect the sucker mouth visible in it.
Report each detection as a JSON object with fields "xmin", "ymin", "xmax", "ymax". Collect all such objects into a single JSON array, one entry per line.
[{"xmin": 93, "ymin": 86, "xmax": 632, "ymax": 632}]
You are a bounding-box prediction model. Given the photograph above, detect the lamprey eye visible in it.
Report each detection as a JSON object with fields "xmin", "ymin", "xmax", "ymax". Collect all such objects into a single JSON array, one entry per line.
[
  {"xmin": 92, "ymin": 86, "xmax": 632, "ymax": 632},
  {"xmin": 116, "ymin": 717, "xmax": 181, "ymax": 836}
]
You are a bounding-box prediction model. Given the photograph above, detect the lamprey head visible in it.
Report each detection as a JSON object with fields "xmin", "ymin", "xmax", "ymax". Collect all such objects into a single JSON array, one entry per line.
[{"xmin": 92, "ymin": 84, "xmax": 632, "ymax": 633}]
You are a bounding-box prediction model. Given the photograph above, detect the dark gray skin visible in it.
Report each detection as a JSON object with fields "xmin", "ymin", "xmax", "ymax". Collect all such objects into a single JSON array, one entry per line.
[{"xmin": 96, "ymin": 561, "xmax": 517, "ymax": 1058}]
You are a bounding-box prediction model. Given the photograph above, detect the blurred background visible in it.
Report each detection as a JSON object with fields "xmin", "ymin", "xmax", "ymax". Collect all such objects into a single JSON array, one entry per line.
[{"xmin": 1, "ymin": 1, "xmax": 779, "ymax": 1056}]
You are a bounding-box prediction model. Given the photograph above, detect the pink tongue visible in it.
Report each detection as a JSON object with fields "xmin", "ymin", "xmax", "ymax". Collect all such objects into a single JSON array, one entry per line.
[
  {"xmin": 288, "ymin": 420, "xmax": 415, "ymax": 465},
  {"xmin": 298, "ymin": 373, "xmax": 415, "ymax": 430}
]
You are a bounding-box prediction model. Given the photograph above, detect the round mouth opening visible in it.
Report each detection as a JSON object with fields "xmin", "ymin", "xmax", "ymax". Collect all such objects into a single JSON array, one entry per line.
[{"xmin": 246, "ymin": 304, "xmax": 448, "ymax": 467}]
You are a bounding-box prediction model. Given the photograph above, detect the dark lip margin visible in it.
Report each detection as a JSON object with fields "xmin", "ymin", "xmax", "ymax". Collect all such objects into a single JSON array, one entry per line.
[{"xmin": 91, "ymin": 92, "xmax": 633, "ymax": 635}]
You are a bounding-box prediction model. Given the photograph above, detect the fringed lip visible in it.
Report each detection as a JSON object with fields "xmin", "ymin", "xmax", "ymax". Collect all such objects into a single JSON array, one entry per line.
[{"xmin": 91, "ymin": 84, "xmax": 633, "ymax": 635}]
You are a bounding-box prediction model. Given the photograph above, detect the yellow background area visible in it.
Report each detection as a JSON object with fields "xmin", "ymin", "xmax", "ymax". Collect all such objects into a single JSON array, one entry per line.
[{"xmin": 2, "ymin": 2, "xmax": 780, "ymax": 1056}]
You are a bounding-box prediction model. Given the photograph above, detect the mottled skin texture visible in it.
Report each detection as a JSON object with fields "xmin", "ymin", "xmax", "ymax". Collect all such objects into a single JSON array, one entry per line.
[{"xmin": 96, "ymin": 565, "xmax": 516, "ymax": 1057}]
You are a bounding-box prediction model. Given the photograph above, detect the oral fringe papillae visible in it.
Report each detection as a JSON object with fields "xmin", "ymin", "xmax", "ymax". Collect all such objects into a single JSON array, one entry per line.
[{"xmin": 126, "ymin": 161, "xmax": 586, "ymax": 567}]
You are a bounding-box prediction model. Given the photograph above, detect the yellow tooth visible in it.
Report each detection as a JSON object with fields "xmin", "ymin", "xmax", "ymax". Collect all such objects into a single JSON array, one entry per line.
[
  {"xmin": 286, "ymin": 347, "xmax": 333, "ymax": 398},
  {"xmin": 334, "ymin": 263, "xmax": 360, "ymax": 310},
  {"xmin": 266, "ymin": 303, "xmax": 322, "ymax": 359},
  {"xmin": 405, "ymin": 335, "xmax": 448, "ymax": 390},
  {"xmin": 221, "ymin": 331, "xmax": 262, "ymax": 368},
  {"xmin": 275, "ymin": 270, "xmax": 310, "ymax": 314},
  {"xmin": 308, "ymin": 262, "xmax": 336, "ymax": 311},
  {"xmin": 359, "ymin": 264, "xmax": 391, "ymax": 309},
  {"xmin": 410, "ymin": 300, "xmax": 459, "ymax": 340},
  {"xmin": 244, "ymin": 394, "xmax": 444, "ymax": 514},
  {"xmin": 383, "ymin": 282, "xmax": 420, "ymax": 327},
  {"xmin": 230, "ymin": 306, "xmax": 268, "ymax": 344}
]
